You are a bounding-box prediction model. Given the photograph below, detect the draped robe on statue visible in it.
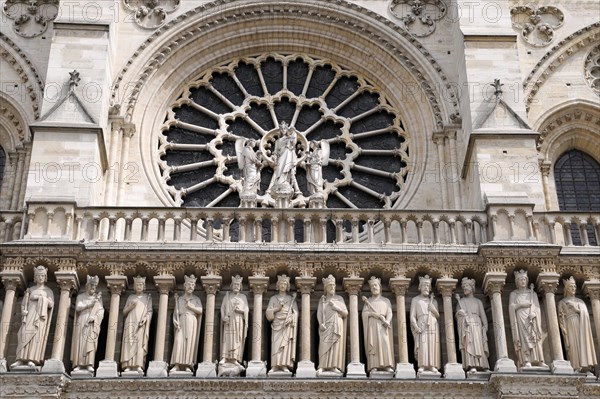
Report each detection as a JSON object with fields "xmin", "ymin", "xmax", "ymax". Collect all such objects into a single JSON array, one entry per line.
[
  {"xmin": 121, "ymin": 293, "xmax": 153, "ymax": 369},
  {"xmin": 171, "ymin": 295, "xmax": 203, "ymax": 369},
  {"xmin": 317, "ymin": 295, "xmax": 347, "ymax": 371},
  {"xmin": 508, "ymin": 288, "xmax": 544, "ymax": 367},
  {"xmin": 266, "ymin": 293, "xmax": 298, "ymax": 370},
  {"xmin": 361, "ymin": 296, "xmax": 394, "ymax": 372},
  {"xmin": 220, "ymin": 292, "xmax": 248, "ymax": 364},
  {"xmin": 16, "ymin": 285, "xmax": 54, "ymax": 365},
  {"xmin": 410, "ymin": 295, "xmax": 440, "ymax": 370},
  {"xmin": 455, "ymin": 296, "xmax": 489, "ymax": 370},
  {"xmin": 558, "ymin": 296, "xmax": 597, "ymax": 370},
  {"xmin": 71, "ymin": 292, "xmax": 104, "ymax": 368}
]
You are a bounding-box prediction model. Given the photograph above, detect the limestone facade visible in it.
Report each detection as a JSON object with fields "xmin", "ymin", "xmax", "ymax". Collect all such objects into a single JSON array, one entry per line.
[{"xmin": 0, "ymin": 0, "xmax": 599, "ymax": 398}]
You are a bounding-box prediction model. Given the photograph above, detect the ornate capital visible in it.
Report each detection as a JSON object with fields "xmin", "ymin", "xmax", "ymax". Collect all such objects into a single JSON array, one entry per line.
[
  {"xmin": 536, "ymin": 273, "xmax": 560, "ymax": 295},
  {"xmin": 435, "ymin": 278, "xmax": 458, "ymax": 297},
  {"xmin": 201, "ymin": 275, "xmax": 222, "ymax": 296},
  {"xmin": 583, "ymin": 281, "xmax": 600, "ymax": 301},
  {"xmin": 154, "ymin": 274, "xmax": 175, "ymax": 295},
  {"xmin": 248, "ymin": 276, "xmax": 269, "ymax": 295},
  {"xmin": 0, "ymin": 273, "xmax": 24, "ymax": 292},
  {"xmin": 105, "ymin": 275, "xmax": 128, "ymax": 295},
  {"xmin": 295, "ymin": 277, "xmax": 317, "ymax": 295},
  {"xmin": 483, "ymin": 272, "xmax": 507, "ymax": 296},
  {"xmin": 389, "ymin": 277, "xmax": 411, "ymax": 297},
  {"xmin": 343, "ymin": 277, "xmax": 364, "ymax": 296},
  {"xmin": 55, "ymin": 272, "xmax": 79, "ymax": 293}
]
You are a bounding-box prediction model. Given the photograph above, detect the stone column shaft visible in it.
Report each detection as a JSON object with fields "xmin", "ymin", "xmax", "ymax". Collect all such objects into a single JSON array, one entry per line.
[
  {"xmin": 436, "ymin": 278, "xmax": 464, "ymax": 378},
  {"xmin": 153, "ymin": 275, "xmax": 175, "ymax": 361},
  {"xmin": 483, "ymin": 272, "xmax": 517, "ymax": 372},
  {"xmin": 196, "ymin": 275, "xmax": 221, "ymax": 378},
  {"xmin": 344, "ymin": 277, "xmax": 366, "ymax": 377},
  {"xmin": 295, "ymin": 277, "xmax": 316, "ymax": 378},
  {"xmin": 104, "ymin": 276, "xmax": 127, "ymax": 361},
  {"xmin": 0, "ymin": 273, "xmax": 24, "ymax": 367},
  {"xmin": 51, "ymin": 273, "xmax": 79, "ymax": 361},
  {"xmin": 247, "ymin": 276, "xmax": 269, "ymax": 377},
  {"xmin": 583, "ymin": 282, "xmax": 600, "ymax": 355}
]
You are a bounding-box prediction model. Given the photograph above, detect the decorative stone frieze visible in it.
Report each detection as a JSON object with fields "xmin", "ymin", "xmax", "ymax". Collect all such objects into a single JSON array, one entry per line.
[
  {"xmin": 389, "ymin": 0, "xmax": 447, "ymax": 37},
  {"xmin": 2, "ymin": 0, "xmax": 59, "ymax": 38}
]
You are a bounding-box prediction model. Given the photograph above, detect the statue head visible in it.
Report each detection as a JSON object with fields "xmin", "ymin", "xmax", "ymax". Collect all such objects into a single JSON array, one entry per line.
[
  {"xmin": 86, "ymin": 275, "xmax": 99, "ymax": 293},
  {"xmin": 323, "ymin": 274, "xmax": 336, "ymax": 294},
  {"xmin": 276, "ymin": 274, "xmax": 290, "ymax": 291},
  {"xmin": 231, "ymin": 275, "xmax": 243, "ymax": 292},
  {"xmin": 461, "ymin": 277, "xmax": 476, "ymax": 294},
  {"xmin": 34, "ymin": 265, "xmax": 48, "ymax": 283},
  {"xmin": 514, "ymin": 269, "xmax": 528, "ymax": 288},
  {"xmin": 368, "ymin": 276, "xmax": 381, "ymax": 294},
  {"xmin": 184, "ymin": 274, "xmax": 197, "ymax": 292},
  {"xmin": 133, "ymin": 276, "xmax": 146, "ymax": 293},
  {"xmin": 418, "ymin": 274, "xmax": 431, "ymax": 292},
  {"xmin": 563, "ymin": 276, "xmax": 577, "ymax": 295}
]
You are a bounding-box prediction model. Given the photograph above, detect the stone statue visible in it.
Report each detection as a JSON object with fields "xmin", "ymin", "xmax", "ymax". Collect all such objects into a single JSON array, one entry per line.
[
  {"xmin": 317, "ymin": 274, "xmax": 348, "ymax": 375},
  {"xmin": 11, "ymin": 265, "xmax": 54, "ymax": 369},
  {"xmin": 121, "ymin": 276, "xmax": 153, "ymax": 373},
  {"xmin": 410, "ymin": 275, "xmax": 440, "ymax": 374},
  {"xmin": 219, "ymin": 275, "xmax": 248, "ymax": 376},
  {"xmin": 269, "ymin": 121, "xmax": 300, "ymax": 194},
  {"xmin": 558, "ymin": 276, "xmax": 597, "ymax": 372},
  {"xmin": 265, "ymin": 274, "xmax": 298, "ymax": 374},
  {"xmin": 170, "ymin": 275, "xmax": 203, "ymax": 373},
  {"xmin": 361, "ymin": 276, "xmax": 394, "ymax": 374},
  {"xmin": 71, "ymin": 275, "xmax": 104, "ymax": 373},
  {"xmin": 306, "ymin": 140, "xmax": 329, "ymax": 197},
  {"xmin": 455, "ymin": 277, "xmax": 489, "ymax": 372},
  {"xmin": 508, "ymin": 270, "xmax": 547, "ymax": 369},
  {"xmin": 236, "ymin": 138, "xmax": 262, "ymax": 197}
]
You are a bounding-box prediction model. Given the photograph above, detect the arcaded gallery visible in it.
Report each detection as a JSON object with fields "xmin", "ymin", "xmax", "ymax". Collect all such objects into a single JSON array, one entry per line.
[{"xmin": 0, "ymin": 0, "xmax": 599, "ymax": 398}]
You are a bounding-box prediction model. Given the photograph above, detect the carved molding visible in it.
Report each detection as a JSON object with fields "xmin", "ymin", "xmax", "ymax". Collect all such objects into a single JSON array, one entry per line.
[
  {"xmin": 2, "ymin": 0, "xmax": 59, "ymax": 38},
  {"xmin": 109, "ymin": 0, "xmax": 459, "ymax": 127},
  {"xmin": 536, "ymin": 104, "xmax": 600, "ymax": 152},
  {"xmin": 511, "ymin": 6, "xmax": 564, "ymax": 47},
  {"xmin": 389, "ymin": 0, "xmax": 447, "ymax": 38},
  {"xmin": 584, "ymin": 44, "xmax": 600, "ymax": 95},
  {"xmin": 524, "ymin": 22, "xmax": 600, "ymax": 110},
  {"xmin": 122, "ymin": 0, "xmax": 180, "ymax": 29}
]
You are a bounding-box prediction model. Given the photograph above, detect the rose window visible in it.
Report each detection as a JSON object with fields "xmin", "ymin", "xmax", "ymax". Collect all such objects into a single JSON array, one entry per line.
[{"xmin": 159, "ymin": 54, "xmax": 409, "ymax": 209}]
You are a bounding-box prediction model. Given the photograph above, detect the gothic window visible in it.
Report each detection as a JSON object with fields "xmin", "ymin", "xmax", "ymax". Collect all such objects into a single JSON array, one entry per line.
[
  {"xmin": 158, "ymin": 54, "xmax": 410, "ymax": 209},
  {"xmin": 554, "ymin": 149, "xmax": 600, "ymax": 245}
]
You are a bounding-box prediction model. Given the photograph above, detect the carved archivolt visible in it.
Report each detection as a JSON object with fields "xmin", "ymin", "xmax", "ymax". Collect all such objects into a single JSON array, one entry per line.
[
  {"xmin": 584, "ymin": 44, "xmax": 600, "ymax": 95},
  {"xmin": 109, "ymin": 0, "xmax": 459, "ymax": 127},
  {"xmin": 0, "ymin": 33, "xmax": 43, "ymax": 120},
  {"xmin": 523, "ymin": 22, "xmax": 600, "ymax": 110},
  {"xmin": 389, "ymin": 0, "xmax": 447, "ymax": 37},
  {"xmin": 2, "ymin": 0, "xmax": 59, "ymax": 38},
  {"xmin": 122, "ymin": 0, "xmax": 180, "ymax": 29},
  {"xmin": 511, "ymin": 6, "xmax": 564, "ymax": 47}
]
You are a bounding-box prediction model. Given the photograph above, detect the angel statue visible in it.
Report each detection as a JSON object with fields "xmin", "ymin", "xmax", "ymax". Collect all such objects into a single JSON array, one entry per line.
[
  {"xmin": 236, "ymin": 138, "xmax": 262, "ymax": 198},
  {"xmin": 306, "ymin": 140, "xmax": 330, "ymax": 197}
]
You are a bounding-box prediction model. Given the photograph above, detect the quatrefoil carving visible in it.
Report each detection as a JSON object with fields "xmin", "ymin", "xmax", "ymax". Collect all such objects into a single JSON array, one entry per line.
[
  {"xmin": 2, "ymin": 0, "xmax": 59, "ymax": 38},
  {"xmin": 511, "ymin": 6, "xmax": 564, "ymax": 47},
  {"xmin": 389, "ymin": 0, "xmax": 447, "ymax": 37},
  {"xmin": 123, "ymin": 0, "xmax": 180, "ymax": 29}
]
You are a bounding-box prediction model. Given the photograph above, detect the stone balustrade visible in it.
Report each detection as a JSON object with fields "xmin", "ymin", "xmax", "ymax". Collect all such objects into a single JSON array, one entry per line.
[{"xmin": 11, "ymin": 203, "xmax": 600, "ymax": 249}]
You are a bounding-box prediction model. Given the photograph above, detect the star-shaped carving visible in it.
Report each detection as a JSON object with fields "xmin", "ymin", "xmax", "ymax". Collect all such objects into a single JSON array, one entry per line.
[{"xmin": 69, "ymin": 70, "xmax": 81, "ymax": 87}]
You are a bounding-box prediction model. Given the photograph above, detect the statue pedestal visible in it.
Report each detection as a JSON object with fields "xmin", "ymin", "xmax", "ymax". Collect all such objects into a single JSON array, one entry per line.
[
  {"xmin": 467, "ymin": 369, "xmax": 491, "ymax": 379},
  {"xmin": 551, "ymin": 360, "xmax": 575, "ymax": 374},
  {"xmin": 295, "ymin": 360, "xmax": 317, "ymax": 378},
  {"xmin": 345, "ymin": 362, "xmax": 366, "ymax": 378},
  {"xmin": 11, "ymin": 363, "xmax": 40, "ymax": 373},
  {"xmin": 195, "ymin": 361, "xmax": 217, "ymax": 378},
  {"xmin": 95, "ymin": 360, "xmax": 119, "ymax": 378},
  {"xmin": 169, "ymin": 370, "xmax": 193, "ymax": 378},
  {"xmin": 369, "ymin": 369, "xmax": 395, "ymax": 379},
  {"xmin": 443, "ymin": 362, "xmax": 465, "ymax": 379},
  {"xmin": 121, "ymin": 369, "xmax": 144, "ymax": 378},
  {"xmin": 71, "ymin": 368, "xmax": 94, "ymax": 379},
  {"xmin": 146, "ymin": 360, "xmax": 168, "ymax": 378},
  {"xmin": 0, "ymin": 359, "xmax": 8, "ymax": 373},
  {"xmin": 41, "ymin": 359, "xmax": 65, "ymax": 374},
  {"xmin": 395, "ymin": 363, "xmax": 416, "ymax": 379},
  {"xmin": 268, "ymin": 369, "xmax": 292, "ymax": 378},
  {"xmin": 316, "ymin": 369, "xmax": 343, "ymax": 378},
  {"xmin": 246, "ymin": 360, "xmax": 267, "ymax": 378},
  {"xmin": 217, "ymin": 362, "xmax": 245, "ymax": 377},
  {"xmin": 417, "ymin": 368, "xmax": 441, "ymax": 379},
  {"xmin": 494, "ymin": 358, "xmax": 518, "ymax": 373}
]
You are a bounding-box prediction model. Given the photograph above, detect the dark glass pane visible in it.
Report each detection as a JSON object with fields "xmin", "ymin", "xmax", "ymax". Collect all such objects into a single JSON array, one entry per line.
[
  {"xmin": 173, "ymin": 105, "xmax": 218, "ymax": 129},
  {"xmin": 337, "ymin": 91, "xmax": 380, "ymax": 119},
  {"xmin": 189, "ymin": 86, "xmax": 231, "ymax": 114},
  {"xmin": 211, "ymin": 72, "xmax": 245, "ymax": 106},
  {"xmin": 235, "ymin": 62, "xmax": 263, "ymax": 96},
  {"xmin": 273, "ymin": 97, "xmax": 296, "ymax": 125},
  {"xmin": 261, "ymin": 57, "xmax": 283, "ymax": 95},
  {"xmin": 306, "ymin": 64, "xmax": 335, "ymax": 98},
  {"xmin": 295, "ymin": 104, "xmax": 322, "ymax": 132},
  {"xmin": 227, "ymin": 118, "xmax": 262, "ymax": 140},
  {"xmin": 164, "ymin": 127, "xmax": 212, "ymax": 145},
  {"xmin": 247, "ymin": 103, "xmax": 275, "ymax": 131},
  {"xmin": 325, "ymin": 76, "xmax": 359, "ymax": 109},
  {"xmin": 287, "ymin": 58, "xmax": 309, "ymax": 96}
]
